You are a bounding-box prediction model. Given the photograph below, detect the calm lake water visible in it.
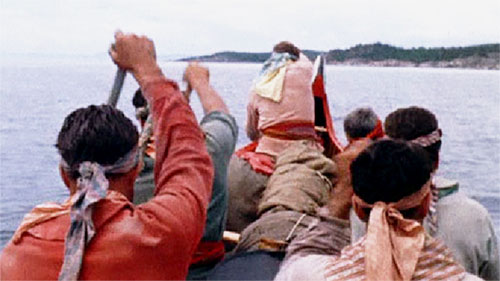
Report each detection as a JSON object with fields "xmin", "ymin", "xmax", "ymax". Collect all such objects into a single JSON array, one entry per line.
[{"xmin": 0, "ymin": 56, "xmax": 499, "ymax": 249}]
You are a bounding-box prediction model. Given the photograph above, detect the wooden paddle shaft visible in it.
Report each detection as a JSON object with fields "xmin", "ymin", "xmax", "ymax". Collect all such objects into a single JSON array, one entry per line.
[{"xmin": 107, "ymin": 68, "xmax": 127, "ymax": 107}]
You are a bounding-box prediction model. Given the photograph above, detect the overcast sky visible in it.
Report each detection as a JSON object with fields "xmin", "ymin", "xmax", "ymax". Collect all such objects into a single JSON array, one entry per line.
[{"xmin": 1, "ymin": 0, "xmax": 499, "ymax": 57}]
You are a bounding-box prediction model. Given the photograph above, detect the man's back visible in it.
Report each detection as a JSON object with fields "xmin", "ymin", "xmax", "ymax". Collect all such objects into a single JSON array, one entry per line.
[
  {"xmin": 247, "ymin": 53, "xmax": 317, "ymax": 157},
  {"xmin": 349, "ymin": 186, "xmax": 499, "ymax": 279},
  {"xmin": 276, "ymin": 236, "xmax": 481, "ymax": 281},
  {"xmin": 2, "ymin": 191, "xmax": 201, "ymax": 279},
  {"xmin": 0, "ymin": 54, "xmax": 213, "ymax": 280},
  {"xmin": 427, "ymin": 189, "xmax": 499, "ymax": 278}
]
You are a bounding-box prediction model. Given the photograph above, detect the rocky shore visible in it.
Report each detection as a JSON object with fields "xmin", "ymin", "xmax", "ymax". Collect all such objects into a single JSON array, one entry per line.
[{"xmin": 331, "ymin": 55, "xmax": 499, "ymax": 70}]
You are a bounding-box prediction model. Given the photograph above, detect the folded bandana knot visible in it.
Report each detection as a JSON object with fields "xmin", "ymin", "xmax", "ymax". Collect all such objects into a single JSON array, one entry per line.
[
  {"xmin": 78, "ymin": 162, "xmax": 95, "ymax": 178},
  {"xmin": 386, "ymin": 207, "xmax": 402, "ymax": 225},
  {"xmin": 58, "ymin": 148, "xmax": 138, "ymax": 281},
  {"xmin": 353, "ymin": 181, "xmax": 431, "ymax": 281},
  {"xmin": 253, "ymin": 52, "xmax": 298, "ymax": 102}
]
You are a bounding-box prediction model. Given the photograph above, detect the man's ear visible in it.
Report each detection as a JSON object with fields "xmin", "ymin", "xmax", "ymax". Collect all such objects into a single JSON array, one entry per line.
[
  {"xmin": 59, "ymin": 165, "xmax": 77, "ymax": 194},
  {"xmin": 416, "ymin": 191, "xmax": 432, "ymax": 220},
  {"xmin": 353, "ymin": 198, "xmax": 369, "ymax": 222}
]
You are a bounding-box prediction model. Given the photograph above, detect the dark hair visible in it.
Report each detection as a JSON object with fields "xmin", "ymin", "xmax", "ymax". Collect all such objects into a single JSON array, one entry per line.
[
  {"xmin": 351, "ymin": 139, "xmax": 433, "ymax": 205},
  {"xmin": 384, "ymin": 106, "xmax": 441, "ymax": 168},
  {"xmin": 344, "ymin": 107, "xmax": 379, "ymax": 139},
  {"xmin": 56, "ymin": 104, "xmax": 138, "ymax": 178},
  {"xmin": 273, "ymin": 41, "xmax": 300, "ymax": 59},
  {"xmin": 132, "ymin": 88, "xmax": 147, "ymax": 108}
]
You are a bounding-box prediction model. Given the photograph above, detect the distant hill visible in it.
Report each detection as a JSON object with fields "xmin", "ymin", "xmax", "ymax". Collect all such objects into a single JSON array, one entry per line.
[{"xmin": 179, "ymin": 43, "xmax": 500, "ymax": 69}]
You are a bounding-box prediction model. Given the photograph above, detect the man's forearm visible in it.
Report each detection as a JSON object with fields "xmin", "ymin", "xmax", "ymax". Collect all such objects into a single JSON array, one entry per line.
[
  {"xmin": 141, "ymin": 77, "xmax": 213, "ymax": 197},
  {"xmin": 192, "ymin": 81, "xmax": 229, "ymax": 115},
  {"xmin": 246, "ymin": 104, "xmax": 260, "ymax": 141}
]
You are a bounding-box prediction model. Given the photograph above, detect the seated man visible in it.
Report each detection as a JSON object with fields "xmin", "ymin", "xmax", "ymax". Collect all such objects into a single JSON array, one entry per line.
[
  {"xmin": 227, "ymin": 41, "xmax": 322, "ymax": 233},
  {"xmin": 275, "ymin": 140, "xmax": 479, "ymax": 280},
  {"xmin": 233, "ymin": 141, "xmax": 337, "ymax": 254},
  {"xmin": 341, "ymin": 106, "xmax": 386, "ymax": 240},
  {"xmin": 343, "ymin": 107, "xmax": 384, "ymax": 146},
  {"xmin": 386, "ymin": 106, "xmax": 499, "ymax": 279},
  {"xmin": 181, "ymin": 62, "xmax": 239, "ymax": 279},
  {"xmin": 212, "ymin": 139, "xmax": 369, "ymax": 281},
  {"xmin": 0, "ymin": 32, "xmax": 214, "ymax": 280},
  {"xmin": 351, "ymin": 106, "xmax": 499, "ymax": 279},
  {"xmin": 131, "ymin": 63, "xmax": 239, "ymax": 279}
]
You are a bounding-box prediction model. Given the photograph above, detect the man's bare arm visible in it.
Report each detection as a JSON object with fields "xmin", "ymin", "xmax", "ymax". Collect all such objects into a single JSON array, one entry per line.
[{"xmin": 184, "ymin": 62, "xmax": 229, "ymax": 115}]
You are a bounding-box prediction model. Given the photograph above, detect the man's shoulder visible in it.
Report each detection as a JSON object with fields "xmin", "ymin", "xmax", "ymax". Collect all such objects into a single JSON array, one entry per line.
[
  {"xmin": 200, "ymin": 111, "xmax": 237, "ymax": 128},
  {"xmin": 275, "ymin": 254, "xmax": 330, "ymax": 281},
  {"xmin": 434, "ymin": 176, "xmax": 489, "ymax": 216},
  {"xmin": 434, "ymin": 182, "xmax": 494, "ymax": 235},
  {"xmin": 200, "ymin": 111, "xmax": 238, "ymax": 157},
  {"xmin": 437, "ymin": 190, "xmax": 490, "ymax": 217},
  {"xmin": 463, "ymin": 273, "xmax": 485, "ymax": 281}
]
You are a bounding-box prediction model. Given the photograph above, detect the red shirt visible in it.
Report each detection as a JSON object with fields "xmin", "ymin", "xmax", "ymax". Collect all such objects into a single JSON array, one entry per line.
[{"xmin": 0, "ymin": 78, "xmax": 214, "ymax": 280}]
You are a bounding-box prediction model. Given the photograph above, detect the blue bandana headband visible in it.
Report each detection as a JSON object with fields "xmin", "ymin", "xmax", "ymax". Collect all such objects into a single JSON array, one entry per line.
[
  {"xmin": 58, "ymin": 147, "xmax": 139, "ymax": 281},
  {"xmin": 258, "ymin": 52, "xmax": 298, "ymax": 77}
]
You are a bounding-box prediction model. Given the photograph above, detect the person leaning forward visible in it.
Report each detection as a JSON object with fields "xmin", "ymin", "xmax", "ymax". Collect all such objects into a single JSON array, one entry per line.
[{"xmin": 0, "ymin": 32, "xmax": 214, "ymax": 280}]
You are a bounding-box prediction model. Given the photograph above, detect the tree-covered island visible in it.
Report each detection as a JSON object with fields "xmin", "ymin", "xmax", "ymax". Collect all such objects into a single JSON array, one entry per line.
[{"xmin": 179, "ymin": 43, "xmax": 499, "ymax": 70}]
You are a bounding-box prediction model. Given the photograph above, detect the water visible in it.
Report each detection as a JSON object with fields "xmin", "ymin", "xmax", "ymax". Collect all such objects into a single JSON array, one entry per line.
[{"xmin": 1, "ymin": 57, "xmax": 499, "ymax": 249}]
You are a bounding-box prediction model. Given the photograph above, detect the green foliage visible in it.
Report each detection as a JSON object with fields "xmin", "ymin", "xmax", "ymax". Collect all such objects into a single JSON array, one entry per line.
[
  {"xmin": 325, "ymin": 43, "xmax": 500, "ymax": 63},
  {"xmin": 179, "ymin": 43, "xmax": 499, "ymax": 64}
]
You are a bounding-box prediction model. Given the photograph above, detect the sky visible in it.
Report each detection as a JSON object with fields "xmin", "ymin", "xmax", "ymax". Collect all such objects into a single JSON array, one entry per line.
[{"xmin": 1, "ymin": 0, "xmax": 499, "ymax": 57}]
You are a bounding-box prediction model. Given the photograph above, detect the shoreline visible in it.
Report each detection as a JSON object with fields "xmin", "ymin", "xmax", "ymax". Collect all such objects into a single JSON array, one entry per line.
[
  {"xmin": 175, "ymin": 57, "xmax": 500, "ymax": 70},
  {"xmin": 328, "ymin": 58, "xmax": 500, "ymax": 70}
]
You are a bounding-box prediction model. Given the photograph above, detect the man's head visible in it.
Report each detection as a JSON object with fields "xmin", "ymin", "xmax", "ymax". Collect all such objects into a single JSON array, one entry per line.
[
  {"xmin": 351, "ymin": 140, "xmax": 433, "ymax": 220},
  {"xmin": 132, "ymin": 88, "xmax": 147, "ymax": 108},
  {"xmin": 132, "ymin": 88, "xmax": 149, "ymax": 124},
  {"xmin": 384, "ymin": 106, "xmax": 441, "ymax": 170},
  {"xmin": 56, "ymin": 104, "xmax": 139, "ymax": 180},
  {"xmin": 273, "ymin": 41, "xmax": 300, "ymax": 59},
  {"xmin": 344, "ymin": 107, "xmax": 382, "ymax": 142}
]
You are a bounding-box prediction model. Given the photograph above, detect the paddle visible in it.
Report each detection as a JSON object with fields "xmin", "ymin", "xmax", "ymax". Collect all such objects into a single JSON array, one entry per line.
[{"xmin": 107, "ymin": 68, "xmax": 127, "ymax": 107}]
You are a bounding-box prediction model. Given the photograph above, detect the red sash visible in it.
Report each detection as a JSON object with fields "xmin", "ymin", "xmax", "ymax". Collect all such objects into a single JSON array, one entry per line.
[
  {"xmin": 261, "ymin": 121, "xmax": 319, "ymax": 141},
  {"xmin": 235, "ymin": 142, "xmax": 275, "ymax": 176},
  {"xmin": 191, "ymin": 241, "xmax": 225, "ymax": 266}
]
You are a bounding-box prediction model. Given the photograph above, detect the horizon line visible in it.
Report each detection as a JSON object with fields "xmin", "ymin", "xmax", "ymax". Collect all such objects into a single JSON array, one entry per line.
[{"xmin": 2, "ymin": 41, "xmax": 499, "ymax": 58}]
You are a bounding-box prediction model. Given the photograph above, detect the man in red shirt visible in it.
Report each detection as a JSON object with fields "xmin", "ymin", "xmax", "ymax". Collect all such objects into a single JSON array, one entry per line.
[{"xmin": 0, "ymin": 32, "xmax": 213, "ymax": 280}]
